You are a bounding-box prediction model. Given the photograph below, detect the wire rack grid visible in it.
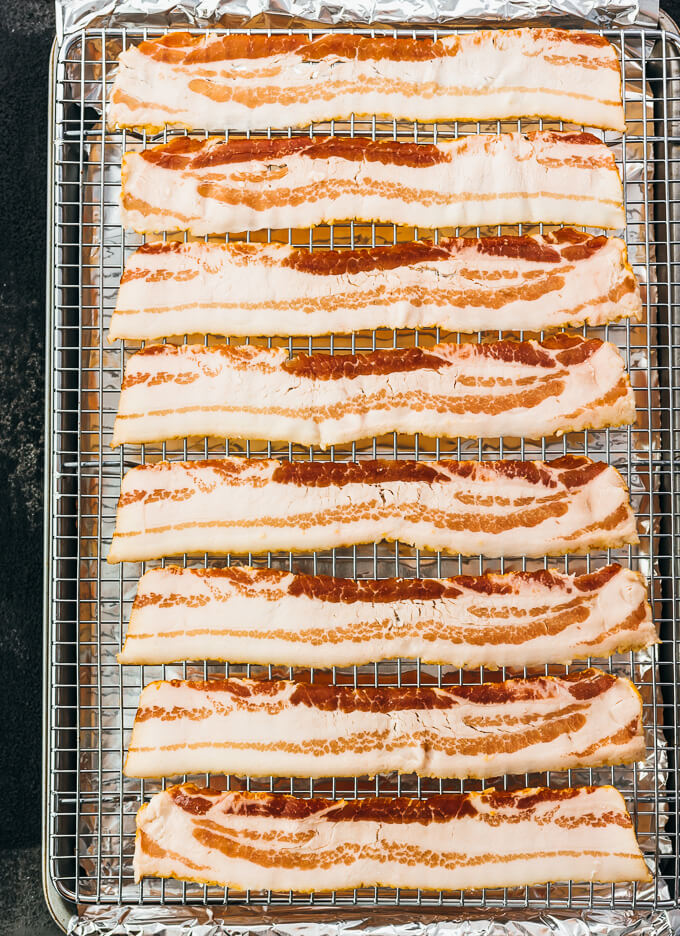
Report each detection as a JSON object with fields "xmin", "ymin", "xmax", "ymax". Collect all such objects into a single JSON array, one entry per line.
[{"xmin": 44, "ymin": 19, "xmax": 680, "ymax": 929}]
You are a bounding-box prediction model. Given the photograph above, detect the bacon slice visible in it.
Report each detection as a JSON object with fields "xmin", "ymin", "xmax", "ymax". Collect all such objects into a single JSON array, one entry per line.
[
  {"xmin": 110, "ymin": 231, "xmax": 641, "ymax": 341},
  {"xmin": 120, "ymin": 133, "xmax": 625, "ymax": 235},
  {"xmin": 117, "ymin": 563, "xmax": 655, "ymax": 668},
  {"xmin": 107, "ymin": 456, "xmax": 637, "ymax": 563},
  {"xmin": 124, "ymin": 670, "xmax": 643, "ymax": 780},
  {"xmin": 112, "ymin": 336, "xmax": 635, "ymax": 449},
  {"xmin": 134, "ymin": 783, "xmax": 650, "ymax": 890},
  {"xmin": 109, "ymin": 29, "xmax": 625, "ymax": 134}
]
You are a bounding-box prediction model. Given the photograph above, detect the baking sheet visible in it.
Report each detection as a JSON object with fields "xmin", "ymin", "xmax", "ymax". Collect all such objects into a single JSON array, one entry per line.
[{"xmin": 45, "ymin": 3, "xmax": 680, "ymax": 934}]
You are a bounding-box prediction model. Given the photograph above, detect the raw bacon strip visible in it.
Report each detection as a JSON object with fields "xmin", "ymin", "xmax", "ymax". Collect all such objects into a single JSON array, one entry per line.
[
  {"xmin": 109, "ymin": 231, "xmax": 641, "ymax": 341},
  {"xmin": 107, "ymin": 455, "xmax": 638, "ymax": 563},
  {"xmin": 134, "ymin": 783, "xmax": 650, "ymax": 890},
  {"xmin": 109, "ymin": 28, "xmax": 625, "ymax": 133},
  {"xmin": 124, "ymin": 670, "xmax": 644, "ymax": 779},
  {"xmin": 111, "ymin": 335, "xmax": 635, "ymax": 449},
  {"xmin": 117, "ymin": 563, "xmax": 655, "ymax": 668},
  {"xmin": 120, "ymin": 133, "xmax": 625, "ymax": 235}
]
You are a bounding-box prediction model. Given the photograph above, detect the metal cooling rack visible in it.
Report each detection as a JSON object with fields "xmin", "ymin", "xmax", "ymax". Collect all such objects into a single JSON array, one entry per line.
[{"xmin": 44, "ymin": 17, "xmax": 680, "ymax": 933}]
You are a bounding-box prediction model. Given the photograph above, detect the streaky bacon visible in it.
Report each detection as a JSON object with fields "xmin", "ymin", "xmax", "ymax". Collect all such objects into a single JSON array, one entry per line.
[
  {"xmin": 120, "ymin": 132, "xmax": 625, "ymax": 234},
  {"xmin": 117, "ymin": 562, "xmax": 655, "ymax": 668},
  {"xmin": 109, "ymin": 29, "xmax": 625, "ymax": 133},
  {"xmin": 123, "ymin": 669, "xmax": 644, "ymax": 780},
  {"xmin": 109, "ymin": 231, "xmax": 641, "ymax": 341},
  {"xmin": 134, "ymin": 783, "xmax": 650, "ymax": 890},
  {"xmin": 107, "ymin": 455, "xmax": 638, "ymax": 563},
  {"xmin": 111, "ymin": 335, "xmax": 635, "ymax": 449}
]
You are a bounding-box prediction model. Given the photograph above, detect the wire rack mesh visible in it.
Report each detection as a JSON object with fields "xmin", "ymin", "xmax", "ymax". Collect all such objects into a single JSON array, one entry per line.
[{"xmin": 45, "ymin": 20, "xmax": 680, "ymax": 925}]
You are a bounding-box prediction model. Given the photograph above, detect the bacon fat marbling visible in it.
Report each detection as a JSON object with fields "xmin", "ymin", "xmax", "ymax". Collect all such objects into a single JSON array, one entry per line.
[
  {"xmin": 112, "ymin": 336, "xmax": 635, "ymax": 448},
  {"xmin": 109, "ymin": 231, "xmax": 641, "ymax": 340},
  {"xmin": 123, "ymin": 670, "xmax": 644, "ymax": 779},
  {"xmin": 117, "ymin": 563, "xmax": 655, "ymax": 667},
  {"xmin": 133, "ymin": 783, "xmax": 650, "ymax": 890},
  {"xmin": 109, "ymin": 28, "xmax": 625, "ymax": 133},
  {"xmin": 119, "ymin": 133, "xmax": 625, "ymax": 234},
  {"xmin": 107, "ymin": 455, "xmax": 638, "ymax": 562}
]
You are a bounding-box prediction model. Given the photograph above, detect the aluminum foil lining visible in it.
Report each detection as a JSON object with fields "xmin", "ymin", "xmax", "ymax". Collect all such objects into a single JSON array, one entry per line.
[
  {"xmin": 67, "ymin": 909, "xmax": 680, "ymax": 934},
  {"xmin": 54, "ymin": 0, "xmax": 660, "ymax": 40}
]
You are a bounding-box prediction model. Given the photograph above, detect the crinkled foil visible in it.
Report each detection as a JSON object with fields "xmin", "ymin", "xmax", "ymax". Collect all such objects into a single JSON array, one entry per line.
[
  {"xmin": 55, "ymin": 0, "xmax": 660, "ymax": 39},
  {"xmin": 67, "ymin": 909, "xmax": 680, "ymax": 934},
  {"xmin": 48, "ymin": 2, "xmax": 678, "ymax": 935}
]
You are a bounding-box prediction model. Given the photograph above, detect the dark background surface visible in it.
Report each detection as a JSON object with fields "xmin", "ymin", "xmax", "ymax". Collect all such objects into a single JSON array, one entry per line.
[
  {"xmin": 1, "ymin": 0, "xmax": 59, "ymax": 933},
  {"xmin": 1, "ymin": 1, "xmax": 679, "ymax": 932}
]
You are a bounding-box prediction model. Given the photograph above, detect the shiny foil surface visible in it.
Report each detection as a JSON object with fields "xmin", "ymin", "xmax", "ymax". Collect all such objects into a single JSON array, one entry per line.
[{"xmin": 55, "ymin": 0, "xmax": 659, "ymax": 38}]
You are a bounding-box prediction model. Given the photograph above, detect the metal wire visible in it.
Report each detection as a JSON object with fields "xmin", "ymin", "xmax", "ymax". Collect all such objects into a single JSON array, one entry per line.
[{"xmin": 45, "ymin": 23, "xmax": 680, "ymax": 916}]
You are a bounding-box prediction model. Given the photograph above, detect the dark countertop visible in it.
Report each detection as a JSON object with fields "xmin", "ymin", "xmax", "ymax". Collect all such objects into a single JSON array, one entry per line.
[
  {"xmin": 1, "ymin": 0, "xmax": 58, "ymax": 933},
  {"xmin": 1, "ymin": 2, "xmax": 679, "ymax": 933}
]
